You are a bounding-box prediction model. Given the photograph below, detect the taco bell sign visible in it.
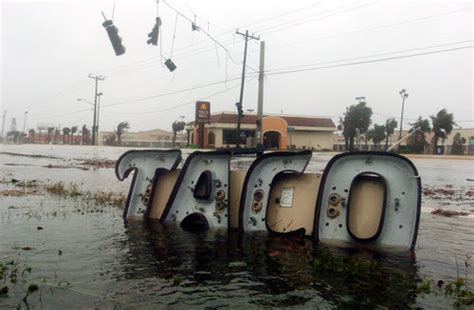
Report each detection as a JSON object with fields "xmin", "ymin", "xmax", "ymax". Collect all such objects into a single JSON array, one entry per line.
[{"xmin": 195, "ymin": 101, "xmax": 210, "ymax": 124}]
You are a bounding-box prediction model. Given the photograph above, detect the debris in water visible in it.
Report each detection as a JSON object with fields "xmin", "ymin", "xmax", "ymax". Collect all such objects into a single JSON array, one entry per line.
[
  {"xmin": 228, "ymin": 261, "xmax": 247, "ymax": 268},
  {"xmin": 431, "ymin": 209, "xmax": 469, "ymax": 217},
  {"xmin": 0, "ymin": 189, "xmax": 39, "ymax": 197}
]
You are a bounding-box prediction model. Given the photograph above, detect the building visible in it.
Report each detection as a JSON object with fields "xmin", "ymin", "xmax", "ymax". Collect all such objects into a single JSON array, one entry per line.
[
  {"xmin": 98, "ymin": 128, "xmax": 186, "ymax": 147},
  {"xmin": 187, "ymin": 111, "xmax": 337, "ymax": 150}
]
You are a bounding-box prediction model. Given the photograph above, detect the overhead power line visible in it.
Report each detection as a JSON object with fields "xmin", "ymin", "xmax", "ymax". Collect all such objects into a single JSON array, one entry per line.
[
  {"xmin": 265, "ymin": 40, "xmax": 473, "ymax": 72},
  {"xmin": 161, "ymin": 0, "xmax": 240, "ymax": 64},
  {"xmin": 30, "ymin": 108, "xmax": 93, "ymax": 121},
  {"xmin": 100, "ymin": 74, "xmax": 254, "ymax": 109},
  {"xmin": 257, "ymin": 1, "xmax": 376, "ymax": 34},
  {"xmin": 265, "ymin": 45, "xmax": 473, "ymax": 76},
  {"xmin": 99, "ymin": 1, "xmax": 334, "ymax": 76},
  {"xmin": 263, "ymin": 7, "xmax": 474, "ymax": 51},
  {"xmin": 99, "ymin": 41, "xmax": 473, "ymax": 110}
]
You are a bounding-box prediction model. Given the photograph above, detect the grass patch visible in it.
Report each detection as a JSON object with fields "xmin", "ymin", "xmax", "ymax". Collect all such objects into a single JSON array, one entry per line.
[{"xmin": 45, "ymin": 181, "xmax": 125, "ymax": 208}]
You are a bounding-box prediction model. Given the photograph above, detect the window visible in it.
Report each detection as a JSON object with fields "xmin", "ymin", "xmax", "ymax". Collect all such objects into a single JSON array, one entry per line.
[{"xmin": 222, "ymin": 129, "xmax": 255, "ymax": 145}]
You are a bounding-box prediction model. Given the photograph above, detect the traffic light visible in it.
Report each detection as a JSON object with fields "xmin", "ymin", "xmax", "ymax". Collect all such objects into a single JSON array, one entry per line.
[
  {"xmin": 165, "ymin": 58, "xmax": 177, "ymax": 72},
  {"xmin": 147, "ymin": 17, "xmax": 162, "ymax": 46},
  {"xmin": 102, "ymin": 19, "xmax": 126, "ymax": 56},
  {"xmin": 235, "ymin": 102, "xmax": 243, "ymax": 118}
]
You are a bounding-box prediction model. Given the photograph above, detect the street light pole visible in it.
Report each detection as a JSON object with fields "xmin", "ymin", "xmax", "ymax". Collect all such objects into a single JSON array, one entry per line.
[
  {"xmin": 22, "ymin": 111, "xmax": 28, "ymax": 134},
  {"xmin": 398, "ymin": 89, "xmax": 409, "ymax": 141}
]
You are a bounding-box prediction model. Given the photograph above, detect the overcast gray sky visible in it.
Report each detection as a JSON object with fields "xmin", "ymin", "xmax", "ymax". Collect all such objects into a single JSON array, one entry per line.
[{"xmin": 1, "ymin": 0, "xmax": 473, "ymax": 133}]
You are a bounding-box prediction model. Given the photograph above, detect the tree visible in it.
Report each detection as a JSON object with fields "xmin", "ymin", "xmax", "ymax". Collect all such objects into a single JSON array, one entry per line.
[
  {"xmin": 71, "ymin": 126, "xmax": 78, "ymax": 145},
  {"xmin": 407, "ymin": 117, "xmax": 431, "ymax": 153},
  {"xmin": 81, "ymin": 125, "xmax": 90, "ymax": 145},
  {"xmin": 54, "ymin": 129, "xmax": 60, "ymax": 144},
  {"xmin": 47, "ymin": 127, "xmax": 54, "ymax": 143},
  {"xmin": 28, "ymin": 128, "xmax": 35, "ymax": 143},
  {"xmin": 366, "ymin": 124, "xmax": 386, "ymax": 149},
  {"xmin": 172, "ymin": 121, "xmax": 186, "ymax": 147},
  {"xmin": 372, "ymin": 124, "xmax": 386, "ymax": 147},
  {"xmin": 451, "ymin": 132, "xmax": 466, "ymax": 155},
  {"xmin": 430, "ymin": 109, "xmax": 456, "ymax": 154},
  {"xmin": 10, "ymin": 118, "xmax": 17, "ymax": 132},
  {"xmin": 384, "ymin": 118, "xmax": 398, "ymax": 150},
  {"xmin": 6, "ymin": 130, "xmax": 20, "ymax": 143},
  {"xmin": 116, "ymin": 121, "xmax": 130, "ymax": 146},
  {"xmin": 62, "ymin": 127, "xmax": 71, "ymax": 144},
  {"xmin": 339, "ymin": 101, "xmax": 372, "ymax": 151}
]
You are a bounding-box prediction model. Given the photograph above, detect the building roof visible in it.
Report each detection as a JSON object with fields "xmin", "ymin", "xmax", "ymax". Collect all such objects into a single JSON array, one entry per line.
[{"xmin": 209, "ymin": 112, "xmax": 336, "ymax": 128}]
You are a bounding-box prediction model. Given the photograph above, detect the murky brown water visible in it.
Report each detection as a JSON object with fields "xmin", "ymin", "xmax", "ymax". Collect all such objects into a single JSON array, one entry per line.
[{"xmin": 1, "ymin": 144, "xmax": 473, "ymax": 309}]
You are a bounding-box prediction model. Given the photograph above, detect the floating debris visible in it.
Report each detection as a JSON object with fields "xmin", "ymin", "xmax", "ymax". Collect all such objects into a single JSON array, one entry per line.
[{"xmin": 430, "ymin": 209, "xmax": 470, "ymax": 217}]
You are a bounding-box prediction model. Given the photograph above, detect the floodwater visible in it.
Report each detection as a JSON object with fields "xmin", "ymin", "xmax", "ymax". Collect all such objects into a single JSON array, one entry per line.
[{"xmin": 1, "ymin": 144, "xmax": 473, "ymax": 309}]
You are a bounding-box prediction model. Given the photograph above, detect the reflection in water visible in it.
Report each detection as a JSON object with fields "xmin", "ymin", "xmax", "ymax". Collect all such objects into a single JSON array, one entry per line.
[{"xmin": 115, "ymin": 222, "xmax": 419, "ymax": 308}]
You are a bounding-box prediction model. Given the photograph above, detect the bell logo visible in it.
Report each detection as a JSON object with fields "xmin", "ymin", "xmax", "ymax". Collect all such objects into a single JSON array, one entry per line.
[{"xmin": 200, "ymin": 103, "xmax": 207, "ymax": 110}]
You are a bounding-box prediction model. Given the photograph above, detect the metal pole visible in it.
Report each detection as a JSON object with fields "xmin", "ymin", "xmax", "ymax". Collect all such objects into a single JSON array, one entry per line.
[
  {"xmin": 399, "ymin": 97, "xmax": 405, "ymax": 141},
  {"xmin": 257, "ymin": 41, "xmax": 265, "ymax": 146},
  {"xmin": 92, "ymin": 77, "xmax": 98, "ymax": 145},
  {"xmin": 22, "ymin": 111, "xmax": 28, "ymax": 133},
  {"xmin": 388, "ymin": 127, "xmax": 420, "ymax": 151}
]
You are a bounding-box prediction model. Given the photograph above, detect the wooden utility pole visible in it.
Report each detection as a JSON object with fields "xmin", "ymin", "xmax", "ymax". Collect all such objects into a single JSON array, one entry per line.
[
  {"xmin": 88, "ymin": 74, "xmax": 105, "ymax": 145},
  {"xmin": 256, "ymin": 41, "xmax": 265, "ymax": 148},
  {"xmin": 235, "ymin": 30, "xmax": 259, "ymax": 148}
]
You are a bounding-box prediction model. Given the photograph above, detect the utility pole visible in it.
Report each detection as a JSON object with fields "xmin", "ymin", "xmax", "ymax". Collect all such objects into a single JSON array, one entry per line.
[
  {"xmin": 88, "ymin": 74, "xmax": 105, "ymax": 146},
  {"xmin": 398, "ymin": 89, "xmax": 409, "ymax": 141},
  {"xmin": 96, "ymin": 92, "xmax": 103, "ymax": 144},
  {"xmin": 256, "ymin": 41, "xmax": 265, "ymax": 150},
  {"xmin": 1, "ymin": 110, "xmax": 6, "ymax": 140},
  {"xmin": 22, "ymin": 111, "xmax": 28, "ymax": 133},
  {"xmin": 235, "ymin": 30, "xmax": 259, "ymax": 148}
]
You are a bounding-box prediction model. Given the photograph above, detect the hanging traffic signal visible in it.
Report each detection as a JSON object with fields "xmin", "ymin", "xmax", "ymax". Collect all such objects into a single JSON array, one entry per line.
[
  {"xmin": 102, "ymin": 19, "xmax": 126, "ymax": 56},
  {"xmin": 235, "ymin": 102, "xmax": 243, "ymax": 118},
  {"xmin": 147, "ymin": 17, "xmax": 162, "ymax": 46},
  {"xmin": 165, "ymin": 59, "xmax": 177, "ymax": 72}
]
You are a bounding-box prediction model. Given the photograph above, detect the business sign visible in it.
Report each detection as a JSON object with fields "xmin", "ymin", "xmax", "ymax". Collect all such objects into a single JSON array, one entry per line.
[{"xmin": 195, "ymin": 101, "xmax": 210, "ymax": 123}]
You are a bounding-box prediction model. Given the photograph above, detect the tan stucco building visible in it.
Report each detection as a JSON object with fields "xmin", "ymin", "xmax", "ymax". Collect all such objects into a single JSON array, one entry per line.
[{"xmin": 187, "ymin": 111, "xmax": 337, "ymax": 150}]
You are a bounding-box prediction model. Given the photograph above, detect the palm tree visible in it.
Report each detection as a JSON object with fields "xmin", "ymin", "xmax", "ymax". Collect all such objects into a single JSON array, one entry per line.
[
  {"xmin": 407, "ymin": 117, "xmax": 431, "ymax": 154},
  {"xmin": 81, "ymin": 125, "xmax": 90, "ymax": 145},
  {"xmin": 430, "ymin": 109, "xmax": 456, "ymax": 154},
  {"xmin": 116, "ymin": 121, "xmax": 130, "ymax": 146},
  {"xmin": 384, "ymin": 118, "xmax": 398, "ymax": 150},
  {"xmin": 172, "ymin": 121, "xmax": 186, "ymax": 147},
  {"xmin": 54, "ymin": 129, "xmax": 60, "ymax": 144},
  {"xmin": 47, "ymin": 127, "xmax": 54, "ymax": 143},
  {"xmin": 28, "ymin": 128, "xmax": 35, "ymax": 142},
  {"xmin": 62, "ymin": 127, "xmax": 71, "ymax": 144},
  {"xmin": 71, "ymin": 126, "xmax": 78, "ymax": 145}
]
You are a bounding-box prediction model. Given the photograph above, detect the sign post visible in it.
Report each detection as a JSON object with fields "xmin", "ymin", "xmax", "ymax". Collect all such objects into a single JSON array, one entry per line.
[{"xmin": 195, "ymin": 101, "xmax": 210, "ymax": 148}]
